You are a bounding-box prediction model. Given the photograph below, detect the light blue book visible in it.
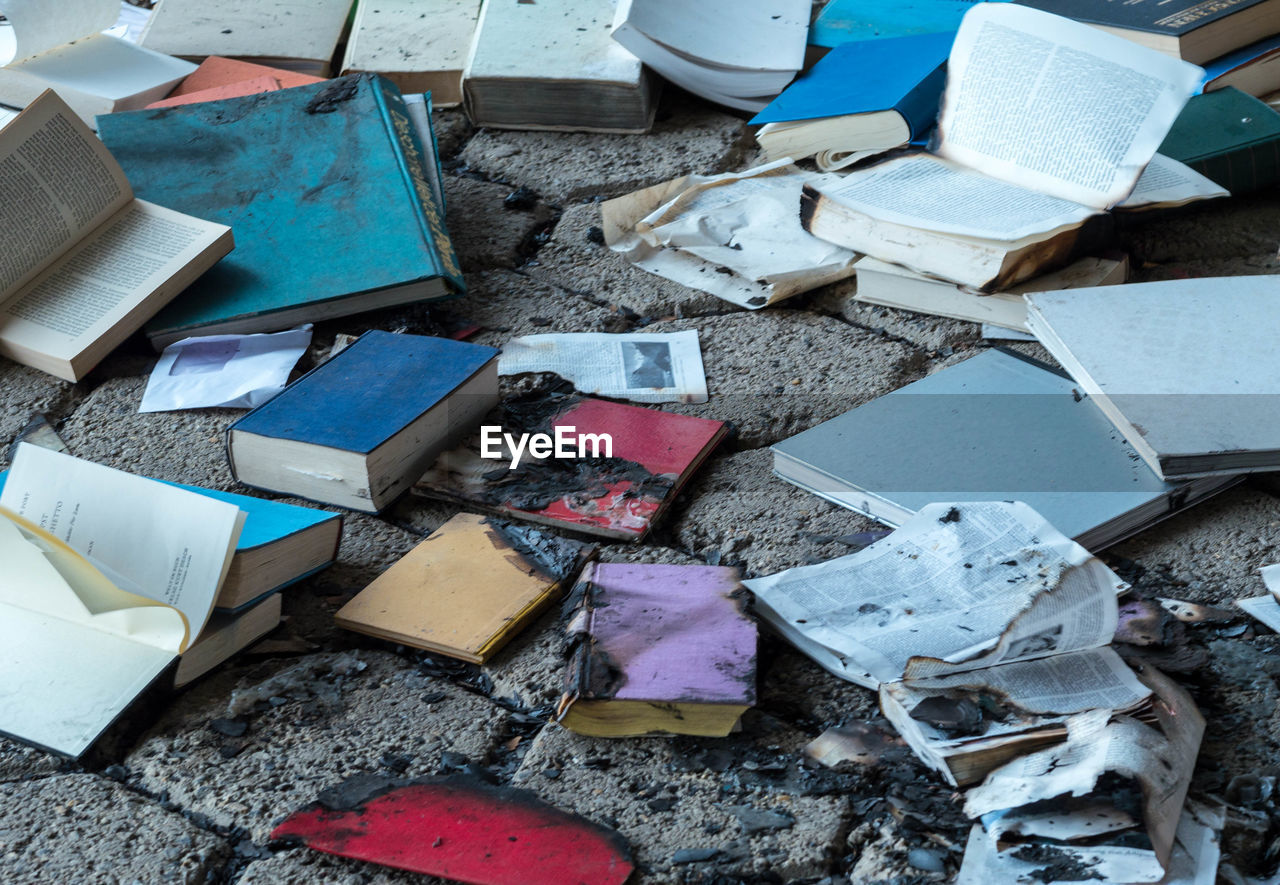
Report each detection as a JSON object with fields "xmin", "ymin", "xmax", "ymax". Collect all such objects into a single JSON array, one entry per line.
[
  {"xmin": 0, "ymin": 469, "xmax": 342, "ymax": 612},
  {"xmin": 771, "ymin": 349, "xmax": 1239, "ymax": 550},
  {"xmin": 810, "ymin": 0, "xmax": 1007, "ymax": 47}
]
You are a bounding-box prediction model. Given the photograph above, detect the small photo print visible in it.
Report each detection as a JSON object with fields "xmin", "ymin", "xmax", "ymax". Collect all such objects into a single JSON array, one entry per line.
[
  {"xmin": 621, "ymin": 341, "xmax": 675, "ymax": 390},
  {"xmin": 170, "ymin": 340, "xmax": 240, "ymax": 375},
  {"xmin": 1005, "ymin": 626, "xmax": 1063, "ymax": 658}
]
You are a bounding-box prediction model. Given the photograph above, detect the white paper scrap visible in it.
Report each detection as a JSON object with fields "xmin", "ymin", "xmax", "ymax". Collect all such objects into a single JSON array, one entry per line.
[
  {"xmin": 139, "ymin": 326, "xmax": 311, "ymax": 413},
  {"xmin": 498, "ymin": 329, "xmax": 708, "ymax": 404}
]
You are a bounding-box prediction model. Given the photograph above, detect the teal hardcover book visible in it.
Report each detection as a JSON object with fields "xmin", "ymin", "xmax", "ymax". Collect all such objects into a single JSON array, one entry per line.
[
  {"xmin": 0, "ymin": 469, "xmax": 342, "ymax": 611},
  {"xmin": 96, "ymin": 74, "xmax": 463, "ymax": 348},
  {"xmin": 810, "ymin": 0, "xmax": 1007, "ymax": 47}
]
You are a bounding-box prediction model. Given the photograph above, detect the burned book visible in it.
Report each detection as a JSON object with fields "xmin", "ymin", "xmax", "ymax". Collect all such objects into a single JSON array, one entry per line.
[
  {"xmin": 335, "ymin": 513, "xmax": 594, "ymax": 664},
  {"xmin": 962, "ymin": 666, "xmax": 1205, "ymax": 884},
  {"xmin": 273, "ymin": 773, "xmax": 634, "ymax": 884},
  {"xmin": 557, "ymin": 563, "xmax": 757, "ymax": 738},
  {"xmin": 745, "ymin": 501, "xmax": 1152, "ymax": 786},
  {"xmin": 413, "ymin": 395, "xmax": 727, "ymax": 542}
]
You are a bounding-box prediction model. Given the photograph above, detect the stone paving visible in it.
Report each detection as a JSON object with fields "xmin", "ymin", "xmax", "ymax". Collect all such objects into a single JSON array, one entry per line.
[{"xmin": 2, "ymin": 90, "xmax": 1280, "ymax": 884}]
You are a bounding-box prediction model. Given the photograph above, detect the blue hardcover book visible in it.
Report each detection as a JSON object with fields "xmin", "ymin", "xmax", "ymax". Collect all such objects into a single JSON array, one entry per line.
[
  {"xmin": 810, "ymin": 0, "xmax": 1006, "ymax": 47},
  {"xmin": 0, "ymin": 469, "xmax": 341, "ymax": 612},
  {"xmin": 1200, "ymin": 33, "xmax": 1280, "ymax": 93},
  {"xmin": 96, "ymin": 74, "xmax": 464, "ymax": 349},
  {"xmin": 227, "ymin": 330, "xmax": 500, "ymax": 513},
  {"xmin": 770, "ymin": 349, "xmax": 1239, "ymax": 551},
  {"xmin": 752, "ymin": 33, "xmax": 953, "ymax": 133}
]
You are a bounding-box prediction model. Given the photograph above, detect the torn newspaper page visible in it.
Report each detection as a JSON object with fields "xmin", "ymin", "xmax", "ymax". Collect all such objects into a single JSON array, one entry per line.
[
  {"xmin": 1117, "ymin": 154, "xmax": 1229, "ymax": 210},
  {"xmin": 742, "ymin": 501, "xmax": 1126, "ymax": 688},
  {"xmin": 602, "ymin": 159, "xmax": 859, "ymax": 309},
  {"xmin": 139, "ymin": 326, "xmax": 311, "ymax": 413},
  {"xmin": 498, "ymin": 330, "xmax": 707, "ymax": 404},
  {"xmin": 966, "ymin": 667, "xmax": 1204, "ymax": 883},
  {"xmin": 879, "ymin": 646, "xmax": 1152, "ymax": 786},
  {"xmin": 956, "ymin": 800, "xmax": 1223, "ymax": 885}
]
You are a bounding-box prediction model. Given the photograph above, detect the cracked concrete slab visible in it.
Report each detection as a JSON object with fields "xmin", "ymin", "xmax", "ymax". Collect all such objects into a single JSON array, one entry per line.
[
  {"xmin": 639, "ymin": 310, "xmax": 924, "ymax": 449},
  {"xmin": 125, "ymin": 651, "xmax": 507, "ymax": 842},
  {"xmin": 524, "ymin": 201, "xmax": 728, "ymax": 318},
  {"xmin": 238, "ymin": 848, "xmax": 447, "ymax": 884},
  {"xmin": 460, "ymin": 102, "xmax": 752, "ymax": 202},
  {"xmin": 432, "ymin": 269, "xmax": 629, "ymax": 348},
  {"xmin": 670, "ymin": 447, "xmax": 889, "ymax": 577},
  {"xmin": 512, "ymin": 718, "xmax": 850, "ymax": 882},
  {"xmin": 1105, "ymin": 485, "xmax": 1280, "ymax": 606},
  {"xmin": 444, "ymin": 175, "xmax": 555, "ymax": 271},
  {"xmin": 0, "ymin": 773, "xmax": 230, "ymax": 883},
  {"xmin": 0, "ymin": 363, "xmax": 85, "ymax": 469}
]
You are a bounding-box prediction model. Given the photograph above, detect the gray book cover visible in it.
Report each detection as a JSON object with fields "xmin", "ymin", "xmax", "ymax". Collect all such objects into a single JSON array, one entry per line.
[
  {"xmin": 771, "ymin": 349, "xmax": 1236, "ymax": 549},
  {"xmin": 1025, "ymin": 276, "xmax": 1280, "ymax": 478}
]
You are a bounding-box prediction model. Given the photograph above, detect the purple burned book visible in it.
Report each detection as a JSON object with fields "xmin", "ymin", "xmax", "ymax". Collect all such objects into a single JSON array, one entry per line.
[{"xmin": 556, "ymin": 562, "xmax": 757, "ymax": 737}]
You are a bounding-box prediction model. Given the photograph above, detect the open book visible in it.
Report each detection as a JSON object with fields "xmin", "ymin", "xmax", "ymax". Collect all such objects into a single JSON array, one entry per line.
[
  {"xmin": 0, "ymin": 0, "xmax": 195, "ymax": 126},
  {"xmin": 0, "ymin": 444, "xmax": 245, "ymax": 757},
  {"xmin": 0, "ymin": 90, "xmax": 232, "ymax": 381},
  {"xmin": 801, "ymin": 3, "xmax": 1202, "ymax": 290},
  {"xmin": 743, "ymin": 501, "xmax": 1150, "ymax": 786}
]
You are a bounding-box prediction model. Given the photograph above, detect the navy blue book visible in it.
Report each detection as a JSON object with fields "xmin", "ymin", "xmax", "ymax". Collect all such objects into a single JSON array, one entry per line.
[
  {"xmin": 96, "ymin": 74, "xmax": 464, "ymax": 348},
  {"xmin": 227, "ymin": 331, "xmax": 500, "ymax": 513},
  {"xmin": 0, "ymin": 469, "xmax": 341, "ymax": 612},
  {"xmin": 752, "ymin": 33, "xmax": 952, "ymax": 169},
  {"xmin": 1015, "ymin": 0, "xmax": 1280, "ymax": 64},
  {"xmin": 810, "ymin": 0, "xmax": 1003, "ymax": 47}
]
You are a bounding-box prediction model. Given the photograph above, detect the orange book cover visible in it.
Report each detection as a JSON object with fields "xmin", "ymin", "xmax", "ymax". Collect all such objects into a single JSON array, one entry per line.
[
  {"xmin": 334, "ymin": 513, "xmax": 593, "ymax": 663},
  {"xmin": 168, "ymin": 56, "xmax": 324, "ymax": 97},
  {"xmin": 146, "ymin": 74, "xmax": 284, "ymax": 109}
]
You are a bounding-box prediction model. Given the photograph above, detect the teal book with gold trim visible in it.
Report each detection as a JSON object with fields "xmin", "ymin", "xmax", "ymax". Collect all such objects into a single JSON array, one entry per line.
[{"xmin": 96, "ymin": 74, "xmax": 463, "ymax": 348}]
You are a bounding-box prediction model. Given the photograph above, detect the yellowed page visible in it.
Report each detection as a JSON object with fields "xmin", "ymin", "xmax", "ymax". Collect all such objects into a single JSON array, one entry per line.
[
  {"xmin": 1, "ymin": 444, "xmax": 245, "ymax": 652},
  {"xmin": 0, "ymin": 0, "xmax": 117, "ymax": 64},
  {"xmin": 0, "ymin": 509, "xmax": 187, "ymax": 651},
  {"xmin": 0, "ymin": 89, "xmax": 132, "ymax": 302}
]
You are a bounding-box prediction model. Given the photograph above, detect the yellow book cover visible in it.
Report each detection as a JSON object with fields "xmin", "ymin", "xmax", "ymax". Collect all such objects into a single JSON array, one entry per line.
[{"xmin": 335, "ymin": 512, "xmax": 593, "ymax": 663}]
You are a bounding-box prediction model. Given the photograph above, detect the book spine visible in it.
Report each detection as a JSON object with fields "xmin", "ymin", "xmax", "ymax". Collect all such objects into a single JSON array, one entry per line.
[
  {"xmin": 1192, "ymin": 140, "xmax": 1280, "ymax": 194},
  {"xmin": 896, "ymin": 61, "xmax": 948, "ymax": 142},
  {"xmin": 367, "ymin": 75, "xmax": 465, "ymax": 293}
]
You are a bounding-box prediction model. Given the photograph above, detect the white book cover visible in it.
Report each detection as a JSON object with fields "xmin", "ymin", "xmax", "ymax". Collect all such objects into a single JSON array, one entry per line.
[
  {"xmin": 467, "ymin": 0, "xmax": 643, "ymax": 87},
  {"xmin": 1025, "ymin": 275, "xmax": 1280, "ymax": 478}
]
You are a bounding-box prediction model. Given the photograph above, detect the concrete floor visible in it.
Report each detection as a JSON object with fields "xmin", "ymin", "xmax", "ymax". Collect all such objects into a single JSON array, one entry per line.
[{"xmin": 2, "ymin": 90, "xmax": 1279, "ymax": 884}]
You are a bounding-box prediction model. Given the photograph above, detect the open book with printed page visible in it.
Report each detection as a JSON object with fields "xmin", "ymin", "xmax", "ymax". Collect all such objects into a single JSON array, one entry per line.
[
  {"xmin": 0, "ymin": 444, "xmax": 245, "ymax": 757},
  {"xmin": 0, "ymin": 89, "xmax": 232, "ymax": 382},
  {"xmin": 801, "ymin": 3, "xmax": 1205, "ymax": 291}
]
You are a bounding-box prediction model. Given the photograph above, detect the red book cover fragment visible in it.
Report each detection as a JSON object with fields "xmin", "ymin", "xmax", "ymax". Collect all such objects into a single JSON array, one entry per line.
[{"xmin": 272, "ymin": 775, "xmax": 634, "ymax": 885}]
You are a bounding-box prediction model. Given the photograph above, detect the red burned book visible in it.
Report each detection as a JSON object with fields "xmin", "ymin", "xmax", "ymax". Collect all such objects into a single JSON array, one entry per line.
[{"xmin": 413, "ymin": 395, "xmax": 727, "ymax": 541}]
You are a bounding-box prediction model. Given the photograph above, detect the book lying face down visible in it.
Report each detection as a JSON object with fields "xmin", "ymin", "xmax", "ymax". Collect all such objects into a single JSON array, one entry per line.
[
  {"xmin": 557, "ymin": 563, "xmax": 758, "ymax": 738},
  {"xmin": 335, "ymin": 513, "xmax": 595, "ymax": 664},
  {"xmin": 414, "ymin": 394, "xmax": 727, "ymax": 541}
]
